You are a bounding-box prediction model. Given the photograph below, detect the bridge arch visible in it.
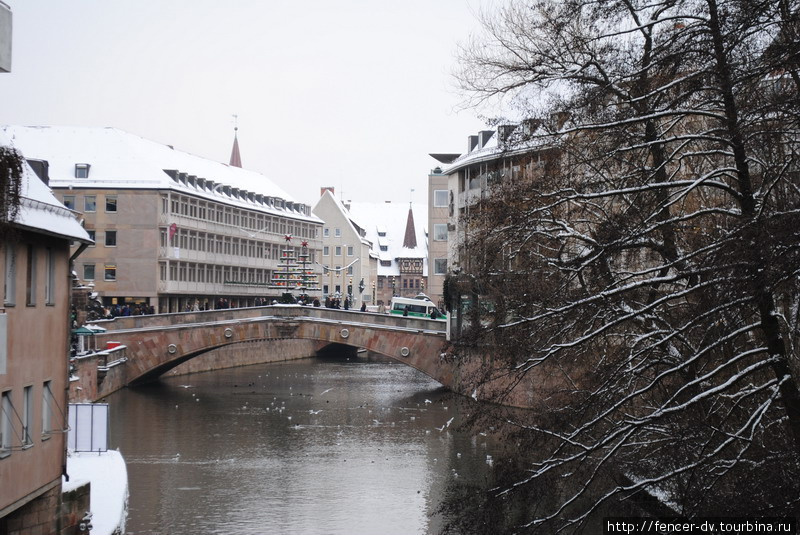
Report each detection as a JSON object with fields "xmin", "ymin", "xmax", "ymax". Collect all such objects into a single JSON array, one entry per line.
[{"xmin": 91, "ymin": 307, "xmax": 452, "ymax": 390}]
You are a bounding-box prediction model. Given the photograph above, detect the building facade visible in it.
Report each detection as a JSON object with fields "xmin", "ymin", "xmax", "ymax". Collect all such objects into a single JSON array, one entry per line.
[
  {"xmin": 1, "ymin": 144, "xmax": 92, "ymax": 532},
  {"xmin": 347, "ymin": 201, "xmax": 428, "ymax": 307},
  {"xmin": 2, "ymin": 126, "xmax": 324, "ymax": 313},
  {"xmin": 312, "ymin": 188, "xmax": 376, "ymax": 307},
  {"xmin": 427, "ymin": 155, "xmax": 460, "ymax": 310}
]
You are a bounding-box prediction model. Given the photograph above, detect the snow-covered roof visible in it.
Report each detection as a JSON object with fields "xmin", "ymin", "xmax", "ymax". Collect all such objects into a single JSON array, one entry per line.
[
  {"xmin": 1, "ymin": 132, "xmax": 92, "ymax": 242},
  {"xmin": 442, "ymin": 123, "xmax": 553, "ymax": 175},
  {"xmin": 347, "ymin": 201, "xmax": 428, "ymax": 277},
  {"xmin": 1, "ymin": 125, "xmax": 321, "ymax": 224}
]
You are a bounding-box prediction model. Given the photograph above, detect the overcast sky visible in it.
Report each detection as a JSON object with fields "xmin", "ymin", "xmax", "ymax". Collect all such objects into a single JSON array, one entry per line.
[{"xmin": 0, "ymin": 1, "xmax": 493, "ymax": 206}]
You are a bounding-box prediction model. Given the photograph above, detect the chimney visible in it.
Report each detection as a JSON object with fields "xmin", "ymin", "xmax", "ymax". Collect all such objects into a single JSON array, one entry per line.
[
  {"xmin": 478, "ymin": 130, "xmax": 495, "ymax": 148},
  {"xmin": 320, "ymin": 186, "xmax": 335, "ymax": 197},
  {"xmin": 468, "ymin": 135, "xmax": 479, "ymax": 153}
]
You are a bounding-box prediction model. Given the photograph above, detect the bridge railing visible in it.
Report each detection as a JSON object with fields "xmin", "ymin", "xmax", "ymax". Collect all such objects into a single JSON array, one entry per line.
[{"xmin": 88, "ymin": 305, "xmax": 447, "ymax": 333}]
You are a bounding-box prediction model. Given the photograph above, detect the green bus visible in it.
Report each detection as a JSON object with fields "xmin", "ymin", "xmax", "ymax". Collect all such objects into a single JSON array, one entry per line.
[{"xmin": 389, "ymin": 296, "xmax": 444, "ymax": 319}]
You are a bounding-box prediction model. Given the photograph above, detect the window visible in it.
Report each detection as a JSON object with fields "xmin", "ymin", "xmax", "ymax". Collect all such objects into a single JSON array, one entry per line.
[
  {"xmin": 87, "ymin": 230, "xmax": 96, "ymax": 246},
  {"xmin": 433, "ymin": 224, "xmax": 448, "ymax": 241},
  {"xmin": 84, "ymin": 196, "xmax": 96, "ymax": 212},
  {"xmin": 1, "ymin": 391, "xmax": 11, "ymax": 456},
  {"xmin": 323, "ymin": 246, "xmax": 329, "ymax": 256},
  {"xmin": 26, "ymin": 245, "xmax": 36, "ymax": 306},
  {"xmin": 3, "ymin": 246, "xmax": 15, "ymax": 306},
  {"xmin": 104, "ymin": 265, "xmax": 117, "ymax": 281},
  {"xmin": 380, "ymin": 245, "xmax": 388, "ymax": 252},
  {"xmin": 434, "ymin": 258, "xmax": 448, "ymax": 275},
  {"xmin": 434, "ymin": 190, "xmax": 448, "ymax": 207},
  {"xmin": 22, "ymin": 386, "xmax": 32, "ymax": 447},
  {"xmin": 75, "ymin": 163, "xmax": 90, "ymax": 178},
  {"xmin": 42, "ymin": 382, "xmax": 53, "ymax": 437},
  {"xmin": 347, "ymin": 246, "xmax": 354, "ymax": 257},
  {"xmin": 323, "ymin": 228, "xmax": 330, "ymax": 237},
  {"xmin": 105, "ymin": 231, "xmax": 117, "ymax": 247},
  {"xmin": 105, "ymin": 196, "xmax": 118, "ymax": 213},
  {"xmin": 62, "ymin": 195, "xmax": 76, "ymax": 210},
  {"xmin": 84, "ymin": 264, "xmax": 95, "ymax": 280},
  {"xmin": 45, "ymin": 248, "xmax": 55, "ymax": 305},
  {"xmin": 347, "ymin": 266, "xmax": 353, "ymax": 275},
  {"xmin": 335, "ymin": 228, "xmax": 341, "ymax": 237},
  {"xmin": 335, "ymin": 246, "xmax": 342, "ymax": 256}
]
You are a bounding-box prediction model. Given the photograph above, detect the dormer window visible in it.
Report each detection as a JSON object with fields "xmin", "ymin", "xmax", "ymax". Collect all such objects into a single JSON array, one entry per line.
[{"xmin": 75, "ymin": 163, "xmax": 90, "ymax": 179}]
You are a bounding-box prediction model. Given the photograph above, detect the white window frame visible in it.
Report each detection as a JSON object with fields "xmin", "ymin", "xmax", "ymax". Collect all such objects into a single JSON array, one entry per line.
[
  {"xmin": 3, "ymin": 246, "xmax": 16, "ymax": 306},
  {"xmin": 26, "ymin": 245, "xmax": 36, "ymax": 306},
  {"xmin": 433, "ymin": 224, "xmax": 448, "ymax": 242},
  {"xmin": 22, "ymin": 385, "xmax": 33, "ymax": 447},
  {"xmin": 434, "ymin": 190, "xmax": 448, "ymax": 207},
  {"xmin": 0, "ymin": 391, "xmax": 12, "ymax": 457},
  {"xmin": 42, "ymin": 381, "xmax": 53, "ymax": 438},
  {"xmin": 45, "ymin": 248, "xmax": 55, "ymax": 305}
]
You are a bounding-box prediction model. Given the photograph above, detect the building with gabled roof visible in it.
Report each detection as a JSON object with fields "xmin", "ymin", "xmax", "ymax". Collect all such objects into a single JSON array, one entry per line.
[
  {"xmin": 346, "ymin": 200, "xmax": 428, "ymax": 306},
  {"xmin": 1, "ymin": 132, "xmax": 92, "ymax": 532},
  {"xmin": 311, "ymin": 188, "xmax": 376, "ymax": 306},
  {"xmin": 2, "ymin": 125, "xmax": 323, "ymax": 312}
]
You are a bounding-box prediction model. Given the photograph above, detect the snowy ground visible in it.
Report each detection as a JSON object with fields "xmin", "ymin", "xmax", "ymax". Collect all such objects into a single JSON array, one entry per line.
[{"xmin": 63, "ymin": 449, "xmax": 128, "ymax": 535}]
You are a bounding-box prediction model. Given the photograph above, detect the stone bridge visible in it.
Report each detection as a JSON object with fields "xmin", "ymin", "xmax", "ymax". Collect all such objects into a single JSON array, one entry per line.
[{"xmin": 87, "ymin": 305, "xmax": 454, "ymax": 390}]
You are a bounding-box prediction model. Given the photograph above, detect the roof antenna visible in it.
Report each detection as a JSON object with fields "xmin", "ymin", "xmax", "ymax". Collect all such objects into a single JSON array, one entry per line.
[{"xmin": 410, "ymin": 188, "xmax": 415, "ymax": 206}]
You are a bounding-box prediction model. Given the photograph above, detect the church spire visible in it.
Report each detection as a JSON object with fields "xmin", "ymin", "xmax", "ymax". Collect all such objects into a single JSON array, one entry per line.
[
  {"xmin": 229, "ymin": 115, "xmax": 242, "ymax": 168},
  {"xmin": 403, "ymin": 205, "xmax": 417, "ymax": 249}
]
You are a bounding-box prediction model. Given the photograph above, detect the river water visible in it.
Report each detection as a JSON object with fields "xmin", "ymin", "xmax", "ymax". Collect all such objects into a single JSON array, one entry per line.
[{"xmin": 107, "ymin": 353, "xmax": 499, "ymax": 535}]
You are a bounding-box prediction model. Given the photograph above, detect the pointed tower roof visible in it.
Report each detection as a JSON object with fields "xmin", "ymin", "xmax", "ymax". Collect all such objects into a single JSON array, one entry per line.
[
  {"xmin": 403, "ymin": 205, "xmax": 417, "ymax": 249},
  {"xmin": 229, "ymin": 127, "xmax": 242, "ymax": 168}
]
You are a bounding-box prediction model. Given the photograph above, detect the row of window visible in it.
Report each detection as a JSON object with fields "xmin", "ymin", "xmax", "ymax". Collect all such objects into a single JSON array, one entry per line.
[
  {"xmin": 82, "ymin": 264, "xmax": 116, "ymax": 282},
  {"xmin": 0, "ymin": 382, "xmax": 55, "ymax": 457},
  {"xmin": 158, "ymin": 261, "xmax": 272, "ymax": 285},
  {"xmin": 166, "ymin": 194, "xmax": 316, "ymax": 239},
  {"xmin": 322, "ymin": 245, "xmax": 354, "ymax": 257},
  {"xmin": 162, "ymin": 229, "xmax": 316, "ymax": 263},
  {"xmin": 3, "ymin": 244, "xmax": 57, "ymax": 307},
  {"xmin": 62, "ymin": 194, "xmax": 116, "ymax": 213}
]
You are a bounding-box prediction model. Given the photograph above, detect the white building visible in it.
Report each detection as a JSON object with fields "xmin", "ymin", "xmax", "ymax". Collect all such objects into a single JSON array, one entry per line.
[
  {"xmin": 312, "ymin": 188, "xmax": 376, "ymax": 306},
  {"xmin": 346, "ymin": 200, "xmax": 428, "ymax": 306},
  {"xmin": 2, "ymin": 125, "xmax": 323, "ymax": 312}
]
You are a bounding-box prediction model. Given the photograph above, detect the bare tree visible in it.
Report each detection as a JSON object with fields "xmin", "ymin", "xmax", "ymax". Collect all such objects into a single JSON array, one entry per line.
[{"xmin": 450, "ymin": 0, "xmax": 800, "ymax": 530}]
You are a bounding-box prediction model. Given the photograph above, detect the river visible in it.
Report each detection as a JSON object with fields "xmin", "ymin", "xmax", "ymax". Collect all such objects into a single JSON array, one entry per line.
[{"xmin": 107, "ymin": 352, "xmax": 499, "ymax": 535}]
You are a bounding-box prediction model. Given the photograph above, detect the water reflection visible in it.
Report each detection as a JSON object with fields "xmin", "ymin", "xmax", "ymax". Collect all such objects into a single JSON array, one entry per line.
[{"xmin": 108, "ymin": 354, "xmax": 498, "ymax": 535}]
